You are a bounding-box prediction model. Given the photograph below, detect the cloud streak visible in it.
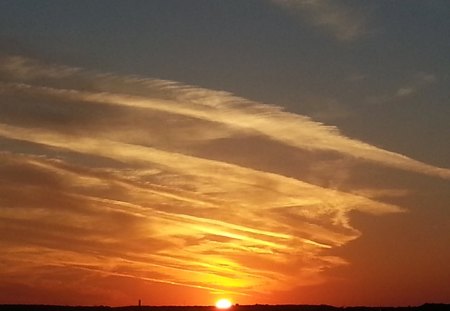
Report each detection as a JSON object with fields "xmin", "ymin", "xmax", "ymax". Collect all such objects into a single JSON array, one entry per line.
[
  {"xmin": 271, "ymin": 0, "xmax": 369, "ymax": 41},
  {"xmin": 1, "ymin": 56, "xmax": 448, "ymax": 179},
  {"xmin": 0, "ymin": 55, "xmax": 448, "ymax": 303}
]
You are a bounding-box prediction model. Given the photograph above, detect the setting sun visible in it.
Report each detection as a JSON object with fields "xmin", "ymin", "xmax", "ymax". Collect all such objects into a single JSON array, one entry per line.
[{"xmin": 215, "ymin": 299, "xmax": 233, "ymax": 309}]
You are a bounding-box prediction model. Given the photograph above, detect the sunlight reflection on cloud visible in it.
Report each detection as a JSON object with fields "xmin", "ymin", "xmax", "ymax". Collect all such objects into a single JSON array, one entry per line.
[{"xmin": 0, "ymin": 55, "xmax": 447, "ymax": 299}]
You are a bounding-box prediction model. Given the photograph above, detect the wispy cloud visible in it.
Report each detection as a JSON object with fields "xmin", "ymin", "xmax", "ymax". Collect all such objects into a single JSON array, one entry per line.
[
  {"xmin": 271, "ymin": 0, "xmax": 369, "ymax": 41},
  {"xmin": 366, "ymin": 72, "xmax": 438, "ymax": 105},
  {"xmin": 395, "ymin": 72, "xmax": 437, "ymax": 98},
  {"xmin": 1, "ymin": 56, "xmax": 448, "ymax": 179},
  {"xmin": 0, "ymin": 55, "xmax": 448, "ymax": 303}
]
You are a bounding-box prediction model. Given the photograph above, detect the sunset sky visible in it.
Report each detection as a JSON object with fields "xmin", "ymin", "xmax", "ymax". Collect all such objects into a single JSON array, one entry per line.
[{"xmin": 0, "ymin": 0, "xmax": 449, "ymax": 307}]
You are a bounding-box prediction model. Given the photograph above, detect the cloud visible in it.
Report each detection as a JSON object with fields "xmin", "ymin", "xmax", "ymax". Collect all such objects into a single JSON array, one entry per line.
[
  {"xmin": 0, "ymin": 150, "xmax": 365, "ymax": 297},
  {"xmin": 0, "ymin": 55, "xmax": 448, "ymax": 302},
  {"xmin": 271, "ymin": 0, "xmax": 369, "ymax": 41},
  {"xmin": 396, "ymin": 72, "xmax": 437, "ymax": 98},
  {"xmin": 0, "ymin": 56, "xmax": 448, "ymax": 179},
  {"xmin": 366, "ymin": 72, "xmax": 438, "ymax": 104}
]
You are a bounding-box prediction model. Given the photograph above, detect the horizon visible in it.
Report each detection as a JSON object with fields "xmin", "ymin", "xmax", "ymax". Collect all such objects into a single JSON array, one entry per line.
[
  {"xmin": 0, "ymin": 0, "xmax": 449, "ymax": 307},
  {"xmin": 1, "ymin": 303, "xmax": 450, "ymax": 309},
  {"xmin": 1, "ymin": 302, "xmax": 450, "ymax": 307}
]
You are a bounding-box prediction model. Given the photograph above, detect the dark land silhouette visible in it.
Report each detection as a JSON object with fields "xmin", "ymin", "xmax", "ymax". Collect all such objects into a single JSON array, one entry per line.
[{"xmin": 0, "ymin": 304, "xmax": 448, "ymax": 311}]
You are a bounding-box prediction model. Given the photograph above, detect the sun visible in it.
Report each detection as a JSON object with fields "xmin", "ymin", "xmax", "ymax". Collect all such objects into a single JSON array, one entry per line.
[{"xmin": 215, "ymin": 298, "xmax": 233, "ymax": 309}]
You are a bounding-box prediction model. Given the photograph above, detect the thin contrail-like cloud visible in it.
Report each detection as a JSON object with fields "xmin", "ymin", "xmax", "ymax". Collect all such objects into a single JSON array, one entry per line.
[{"xmin": 0, "ymin": 56, "xmax": 449, "ymax": 179}]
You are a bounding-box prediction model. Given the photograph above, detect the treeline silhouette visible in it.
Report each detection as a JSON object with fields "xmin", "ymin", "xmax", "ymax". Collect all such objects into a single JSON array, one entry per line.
[{"xmin": 0, "ymin": 303, "xmax": 448, "ymax": 311}]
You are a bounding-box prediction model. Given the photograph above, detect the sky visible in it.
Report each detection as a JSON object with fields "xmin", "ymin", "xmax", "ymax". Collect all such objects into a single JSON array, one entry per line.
[{"xmin": 0, "ymin": 0, "xmax": 449, "ymax": 307}]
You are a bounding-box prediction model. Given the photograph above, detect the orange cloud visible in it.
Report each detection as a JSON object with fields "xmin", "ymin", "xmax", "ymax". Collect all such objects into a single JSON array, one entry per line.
[{"xmin": 0, "ymin": 55, "xmax": 447, "ymax": 304}]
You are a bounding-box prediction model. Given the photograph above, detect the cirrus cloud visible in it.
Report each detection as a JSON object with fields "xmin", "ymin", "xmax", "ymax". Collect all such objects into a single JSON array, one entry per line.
[{"xmin": 0, "ymin": 55, "xmax": 448, "ymax": 302}]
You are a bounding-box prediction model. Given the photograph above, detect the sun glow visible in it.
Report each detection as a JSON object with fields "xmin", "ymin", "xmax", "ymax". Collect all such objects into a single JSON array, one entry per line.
[{"xmin": 215, "ymin": 298, "xmax": 233, "ymax": 309}]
